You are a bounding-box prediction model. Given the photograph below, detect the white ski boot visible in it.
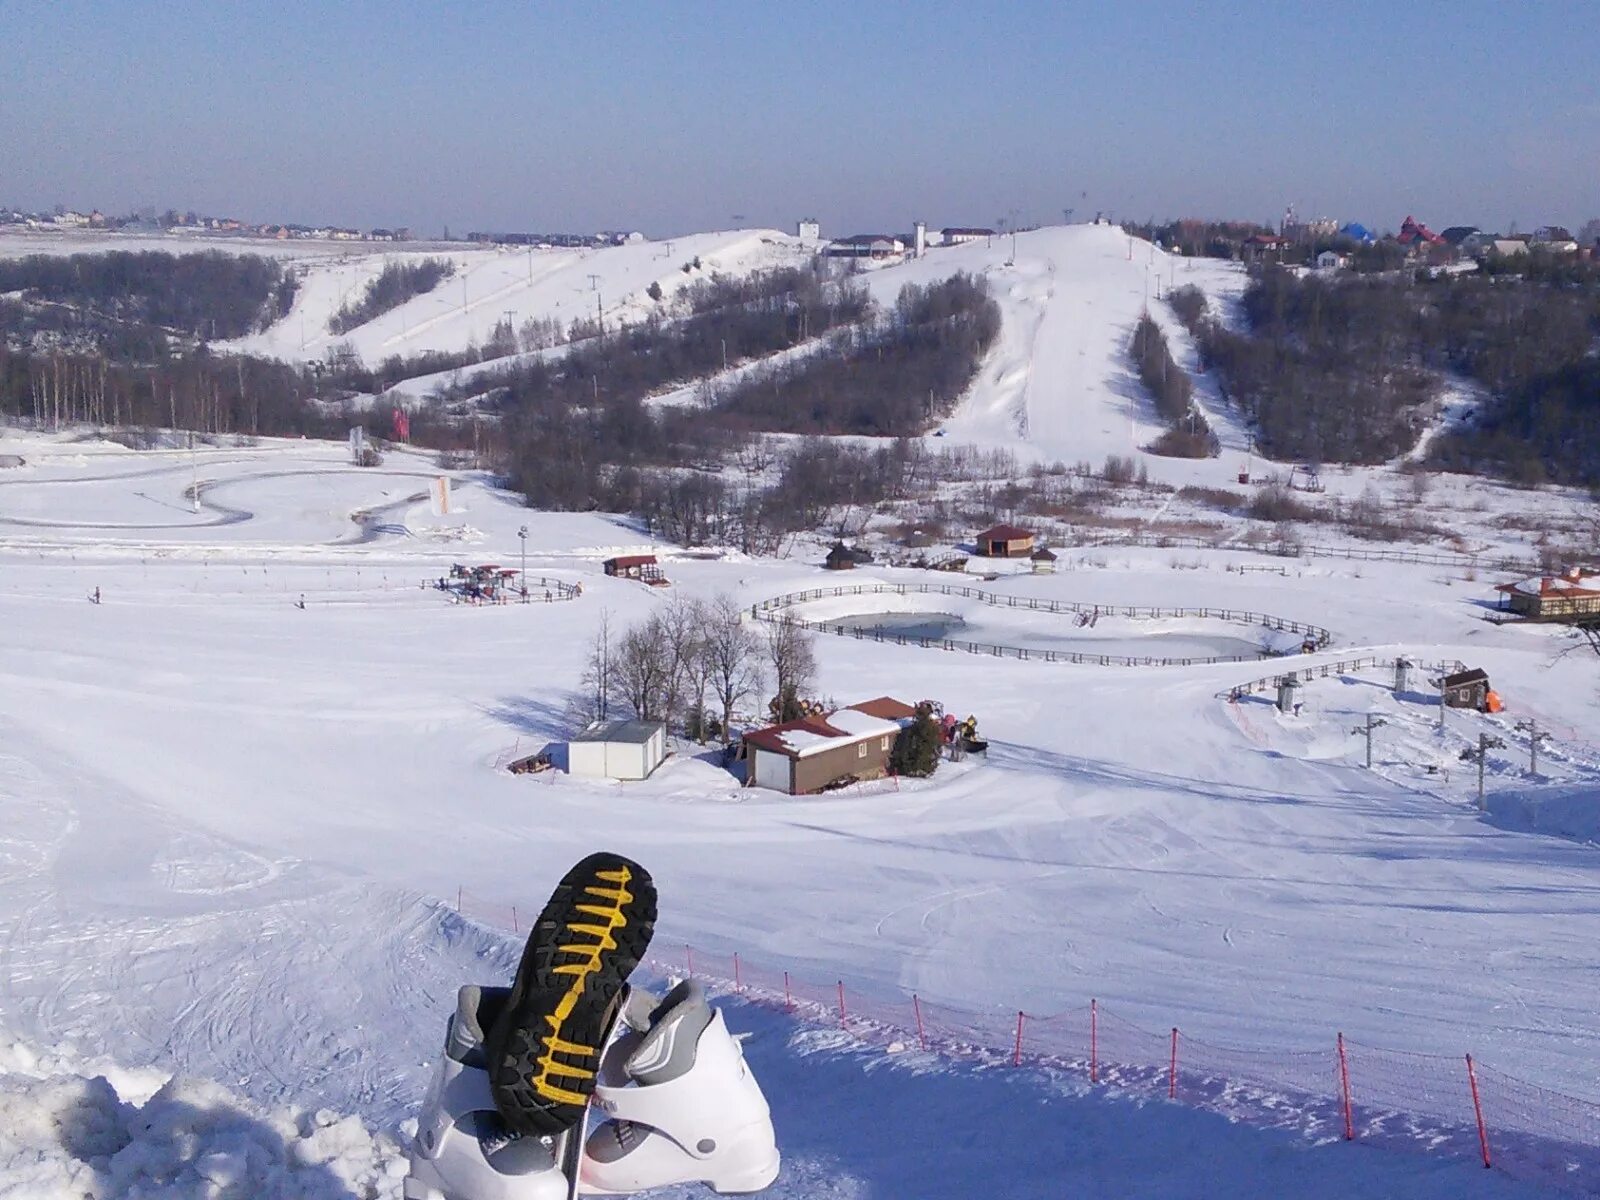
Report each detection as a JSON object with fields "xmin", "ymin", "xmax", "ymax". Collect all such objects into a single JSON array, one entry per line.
[
  {"xmin": 405, "ymin": 985, "xmax": 571, "ymax": 1200},
  {"xmin": 580, "ymin": 981, "xmax": 780, "ymax": 1195}
]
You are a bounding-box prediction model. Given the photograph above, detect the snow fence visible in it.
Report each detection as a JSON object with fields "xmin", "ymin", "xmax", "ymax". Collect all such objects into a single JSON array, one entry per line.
[{"xmin": 452, "ymin": 888, "xmax": 1600, "ymax": 1197}]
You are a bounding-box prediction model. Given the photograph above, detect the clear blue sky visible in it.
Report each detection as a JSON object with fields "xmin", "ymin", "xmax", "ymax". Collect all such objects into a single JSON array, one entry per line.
[{"xmin": 5, "ymin": 0, "xmax": 1596, "ymax": 237}]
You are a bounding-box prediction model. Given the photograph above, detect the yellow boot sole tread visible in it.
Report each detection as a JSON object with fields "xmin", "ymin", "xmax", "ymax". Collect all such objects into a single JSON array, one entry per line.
[{"xmin": 485, "ymin": 852, "xmax": 657, "ymax": 1137}]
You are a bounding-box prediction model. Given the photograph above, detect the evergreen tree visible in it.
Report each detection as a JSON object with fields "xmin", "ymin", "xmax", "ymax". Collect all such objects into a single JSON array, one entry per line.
[{"xmin": 891, "ymin": 712, "xmax": 942, "ymax": 777}]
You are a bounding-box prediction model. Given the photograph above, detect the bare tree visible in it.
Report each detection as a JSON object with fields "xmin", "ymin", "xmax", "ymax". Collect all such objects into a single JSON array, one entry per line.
[
  {"xmin": 570, "ymin": 608, "xmax": 617, "ymax": 725},
  {"xmin": 657, "ymin": 595, "xmax": 708, "ymax": 736},
  {"xmin": 615, "ymin": 614, "xmax": 671, "ymax": 720},
  {"xmin": 762, "ymin": 615, "xmax": 817, "ymax": 720},
  {"xmin": 704, "ymin": 594, "xmax": 765, "ymax": 741}
]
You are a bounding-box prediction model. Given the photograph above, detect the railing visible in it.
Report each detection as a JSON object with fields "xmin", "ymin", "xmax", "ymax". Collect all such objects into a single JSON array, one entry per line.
[
  {"xmin": 749, "ymin": 582, "xmax": 1332, "ymax": 668},
  {"xmin": 1069, "ymin": 529, "xmax": 1543, "ymax": 573},
  {"xmin": 1219, "ymin": 655, "xmax": 1467, "ymax": 699}
]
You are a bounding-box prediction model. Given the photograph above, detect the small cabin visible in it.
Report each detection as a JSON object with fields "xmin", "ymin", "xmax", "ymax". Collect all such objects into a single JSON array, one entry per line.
[
  {"xmin": 1030, "ymin": 547, "xmax": 1057, "ymax": 574},
  {"xmin": 743, "ymin": 698, "xmax": 916, "ymax": 795},
  {"xmin": 1440, "ymin": 668, "xmax": 1497, "ymax": 711},
  {"xmin": 824, "ymin": 541, "xmax": 874, "ymax": 571},
  {"xmin": 604, "ymin": 554, "xmax": 668, "ymax": 586},
  {"xmin": 975, "ymin": 524, "xmax": 1035, "ymax": 558},
  {"xmin": 568, "ymin": 720, "xmax": 667, "ymax": 780}
]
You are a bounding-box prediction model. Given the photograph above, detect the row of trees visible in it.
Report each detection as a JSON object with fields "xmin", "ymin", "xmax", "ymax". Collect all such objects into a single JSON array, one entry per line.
[
  {"xmin": 328, "ymin": 257, "xmax": 455, "ymax": 334},
  {"xmin": 710, "ymin": 274, "xmax": 1001, "ymax": 435},
  {"xmin": 0, "ymin": 342, "xmax": 337, "ymax": 436},
  {"xmin": 1129, "ymin": 314, "xmax": 1216, "ymax": 458},
  {"xmin": 0, "ymin": 251, "xmax": 295, "ymax": 346},
  {"xmin": 576, "ymin": 595, "xmax": 819, "ymax": 741}
]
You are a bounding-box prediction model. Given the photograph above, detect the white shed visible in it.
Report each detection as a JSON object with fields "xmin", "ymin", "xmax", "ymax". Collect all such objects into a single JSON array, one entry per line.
[{"xmin": 567, "ymin": 720, "xmax": 667, "ymax": 781}]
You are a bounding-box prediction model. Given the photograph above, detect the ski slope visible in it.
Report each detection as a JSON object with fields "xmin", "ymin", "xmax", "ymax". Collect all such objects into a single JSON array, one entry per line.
[
  {"xmin": 225, "ymin": 230, "xmax": 808, "ymax": 367},
  {"xmin": 2, "ymin": 428, "xmax": 1600, "ymax": 1195}
]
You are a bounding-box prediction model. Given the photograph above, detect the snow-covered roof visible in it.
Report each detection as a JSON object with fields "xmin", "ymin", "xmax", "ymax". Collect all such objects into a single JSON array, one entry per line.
[
  {"xmin": 743, "ymin": 699, "xmax": 913, "ymax": 759},
  {"xmin": 1498, "ymin": 576, "xmax": 1600, "ymax": 600},
  {"xmin": 574, "ymin": 720, "xmax": 664, "ymax": 744}
]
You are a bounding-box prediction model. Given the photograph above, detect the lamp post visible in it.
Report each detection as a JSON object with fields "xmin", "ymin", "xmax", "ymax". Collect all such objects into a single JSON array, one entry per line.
[{"xmin": 518, "ymin": 525, "xmax": 528, "ymax": 601}]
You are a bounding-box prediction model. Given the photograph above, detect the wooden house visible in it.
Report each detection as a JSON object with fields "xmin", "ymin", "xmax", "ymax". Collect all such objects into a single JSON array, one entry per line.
[
  {"xmin": 1494, "ymin": 571, "xmax": 1600, "ymax": 621},
  {"xmin": 1030, "ymin": 547, "xmax": 1057, "ymax": 574},
  {"xmin": 975, "ymin": 523, "xmax": 1035, "ymax": 558},
  {"xmin": 743, "ymin": 698, "xmax": 916, "ymax": 795},
  {"xmin": 824, "ymin": 541, "xmax": 873, "ymax": 571},
  {"xmin": 1440, "ymin": 668, "xmax": 1495, "ymax": 711}
]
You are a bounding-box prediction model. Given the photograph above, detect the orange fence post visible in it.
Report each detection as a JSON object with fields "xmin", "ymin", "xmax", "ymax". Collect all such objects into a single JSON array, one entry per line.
[
  {"xmin": 733, "ymin": 952, "xmax": 742, "ymax": 991},
  {"xmin": 837, "ymin": 981, "xmax": 847, "ymax": 1025},
  {"xmin": 1013, "ymin": 1012, "xmax": 1025, "ymax": 1066},
  {"xmin": 1466, "ymin": 1054, "xmax": 1492, "ymax": 1168},
  {"xmin": 912, "ymin": 994, "xmax": 927, "ymax": 1051},
  {"xmin": 511, "ymin": 906, "xmax": 518, "ymax": 933}
]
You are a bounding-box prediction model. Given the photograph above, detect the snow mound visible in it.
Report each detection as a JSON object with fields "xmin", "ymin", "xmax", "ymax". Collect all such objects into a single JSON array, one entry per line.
[{"xmin": 0, "ymin": 1031, "xmax": 406, "ymax": 1199}]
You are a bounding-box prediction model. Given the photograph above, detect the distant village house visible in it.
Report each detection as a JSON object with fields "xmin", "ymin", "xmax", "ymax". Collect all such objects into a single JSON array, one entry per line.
[{"xmin": 824, "ymin": 234, "xmax": 905, "ymax": 259}]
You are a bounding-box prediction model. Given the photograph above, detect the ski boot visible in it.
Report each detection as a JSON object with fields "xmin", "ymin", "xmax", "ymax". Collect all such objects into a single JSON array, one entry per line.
[
  {"xmin": 405, "ymin": 984, "xmax": 570, "ymax": 1200},
  {"xmin": 485, "ymin": 851, "xmax": 658, "ymax": 1137},
  {"xmin": 580, "ymin": 981, "xmax": 781, "ymax": 1195}
]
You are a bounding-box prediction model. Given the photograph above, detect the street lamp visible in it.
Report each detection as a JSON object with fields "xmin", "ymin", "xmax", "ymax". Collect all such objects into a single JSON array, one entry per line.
[{"xmin": 518, "ymin": 525, "xmax": 529, "ymax": 601}]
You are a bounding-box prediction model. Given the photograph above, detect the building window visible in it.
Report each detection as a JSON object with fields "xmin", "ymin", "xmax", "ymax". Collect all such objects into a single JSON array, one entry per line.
[
  {"xmin": 858, "ymin": 742, "xmax": 868, "ymax": 758},
  {"xmin": 880, "ymin": 736, "xmax": 890, "ymax": 750}
]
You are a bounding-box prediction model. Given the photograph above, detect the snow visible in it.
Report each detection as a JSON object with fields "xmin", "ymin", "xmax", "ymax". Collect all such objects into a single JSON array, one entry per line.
[
  {"xmin": 0, "ymin": 1029, "xmax": 407, "ymax": 1198},
  {"xmin": 221, "ymin": 229, "xmax": 810, "ymax": 372},
  {"xmin": 4, "ymin": 217, "xmax": 1600, "ymax": 1196}
]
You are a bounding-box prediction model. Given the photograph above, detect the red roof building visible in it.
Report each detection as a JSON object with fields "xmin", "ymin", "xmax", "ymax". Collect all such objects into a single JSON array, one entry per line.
[
  {"xmin": 975, "ymin": 524, "xmax": 1036, "ymax": 558},
  {"xmin": 1494, "ymin": 569, "xmax": 1600, "ymax": 620}
]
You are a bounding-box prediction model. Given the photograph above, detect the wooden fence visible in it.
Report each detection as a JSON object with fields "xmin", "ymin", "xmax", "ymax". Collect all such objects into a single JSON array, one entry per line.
[
  {"xmin": 1220, "ymin": 655, "xmax": 1467, "ymax": 700},
  {"xmin": 750, "ymin": 582, "xmax": 1333, "ymax": 669}
]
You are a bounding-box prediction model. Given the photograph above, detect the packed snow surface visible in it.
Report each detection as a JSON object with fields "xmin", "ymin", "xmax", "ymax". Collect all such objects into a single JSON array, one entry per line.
[{"xmin": 4, "ymin": 335, "xmax": 1600, "ymax": 1192}]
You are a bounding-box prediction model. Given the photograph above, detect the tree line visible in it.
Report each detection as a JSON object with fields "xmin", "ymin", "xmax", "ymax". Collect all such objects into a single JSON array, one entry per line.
[
  {"xmin": 1129, "ymin": 314, "xmax": 1216, "ymax": 458},
  {"xmin": 0, "ymin": 250, "xmax": 295, "ymax": 345},
  {"xmin": 328, "ymin": 257, "xmax": 455, "ymax": 334},
  {"xmin": 708, "ymin": 274, "xmax": 1001, "ymax": 435},
  {"xmin": 1172, "ymin": 266, "xmax": 1600, "ymax": 479}
]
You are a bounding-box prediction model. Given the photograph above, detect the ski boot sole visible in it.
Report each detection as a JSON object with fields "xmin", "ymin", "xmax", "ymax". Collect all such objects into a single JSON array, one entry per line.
[{"xmin": 486, "ymin": 852, "xmax": 657, "ymax": 1137}]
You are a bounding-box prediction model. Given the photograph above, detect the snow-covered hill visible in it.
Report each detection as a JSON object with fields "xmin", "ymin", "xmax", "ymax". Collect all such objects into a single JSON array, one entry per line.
[{"xmin": 223, "ymin": 229, "xmax": 809, "ymax": 366}]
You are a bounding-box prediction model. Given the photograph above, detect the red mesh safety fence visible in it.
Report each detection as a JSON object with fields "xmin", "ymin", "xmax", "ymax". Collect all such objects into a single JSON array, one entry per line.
[{"xmin": 450, "ymin": 899, "xmax": 1600, "ymax": 1195}]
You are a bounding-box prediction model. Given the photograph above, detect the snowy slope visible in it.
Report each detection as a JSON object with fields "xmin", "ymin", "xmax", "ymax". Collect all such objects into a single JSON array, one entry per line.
[
  {"xmin": 4, "ymin": 377, "xmax": 1600, "ymax": 1190},
  {"xmin": 225, "ymin": 230, "xmax": 808, "ymax": 367}
]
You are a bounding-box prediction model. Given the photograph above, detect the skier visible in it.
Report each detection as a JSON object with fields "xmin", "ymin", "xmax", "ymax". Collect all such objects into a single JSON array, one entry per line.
[{"xmin": 406, "ymin": 851, "xmax": 780, "ymax": 1200}]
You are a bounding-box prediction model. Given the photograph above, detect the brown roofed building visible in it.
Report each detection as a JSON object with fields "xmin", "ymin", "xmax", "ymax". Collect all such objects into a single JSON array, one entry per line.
[
  {"xmin": 975, "ymin": 524, "xmax": 1035, "ymax": 558},
  {"xmin": 1493, "ymin": 570, "xmax": 1600, "ymax": 620},
  {"xmin": 743, "ymin": 698, "xmax": 916, "ymax": 795}
]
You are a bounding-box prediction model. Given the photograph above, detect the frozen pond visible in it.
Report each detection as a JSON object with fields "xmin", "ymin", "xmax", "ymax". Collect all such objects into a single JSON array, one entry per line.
[{"xmin": 820, "ymin": 610, "xmax": 1280, "ymax": 661}]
